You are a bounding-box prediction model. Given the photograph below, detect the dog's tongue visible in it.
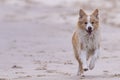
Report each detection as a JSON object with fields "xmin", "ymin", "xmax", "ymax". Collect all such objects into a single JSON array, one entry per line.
[{"xmin": 87, "ymin": 30, "xmax": 92, "ymax": 35}]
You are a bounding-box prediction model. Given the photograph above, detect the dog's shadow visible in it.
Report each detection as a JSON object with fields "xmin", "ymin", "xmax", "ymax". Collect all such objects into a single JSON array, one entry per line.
[
  {"xmin": 84, "ymin": 74, "xmax": 113, "ymax": 79},
  {"xmin": 72, "ymin": 74, "xmax": 118, "ymax": 80}
]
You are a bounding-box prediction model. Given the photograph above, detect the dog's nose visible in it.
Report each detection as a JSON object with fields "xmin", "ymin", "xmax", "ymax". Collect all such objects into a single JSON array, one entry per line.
[{"xmin": 88, "ymin": 27, "xmax": 92, "ymax": 31}]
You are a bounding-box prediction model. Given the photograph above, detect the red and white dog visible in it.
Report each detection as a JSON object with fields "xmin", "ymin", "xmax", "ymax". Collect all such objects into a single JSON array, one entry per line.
[{"xmin": 72, "ymin": 9, "xmax": 100, "ymax": 77}]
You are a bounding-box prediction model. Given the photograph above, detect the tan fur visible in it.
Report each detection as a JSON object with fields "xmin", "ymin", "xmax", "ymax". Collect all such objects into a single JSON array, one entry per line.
[
  {"xmin": 72, "ymin": 31, "xmax": 84, "ymax": 73},
  {"xmin": 72, "ymin": 9, "xmax": 100, "ymax": 77},
  {"xmin": 78, "ymin": 9, "xmax": 99, "ymax": 31}
]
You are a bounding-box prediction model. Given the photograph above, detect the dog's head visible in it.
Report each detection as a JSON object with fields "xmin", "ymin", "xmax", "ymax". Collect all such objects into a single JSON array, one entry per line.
[{"xmin": 78, "ymin": 9, "xmax": 99, "ymax": 35}]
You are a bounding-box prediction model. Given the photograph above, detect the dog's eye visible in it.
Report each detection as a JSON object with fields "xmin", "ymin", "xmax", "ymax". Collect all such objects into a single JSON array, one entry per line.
[
  {"xmin": 91, "ymin": 22, "xmax": 94, "ymax": 24},
  {"xmin": 85, "ymin": 22, "xmax": 88, "ymax": 24}
]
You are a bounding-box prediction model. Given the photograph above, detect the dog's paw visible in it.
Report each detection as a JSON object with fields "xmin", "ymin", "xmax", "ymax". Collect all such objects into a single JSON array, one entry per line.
[
  {"xmin": 83, "ymin": 68, "xmax": 88, "ymax": 71},
  {"xmin": 83, "ymin": 64, "xmax": 89, "ymax": 71},
  {"xmin": 89, "ymin": 61, "xmax": 95, "ymax": 70},
  {"xmin": 77, "ymin": 72, "xmax": 85, "ymax": 77},
  {"xmin": 80, "ymin": 74, "xmax": 85, "ymax": 79},
  {"xmin": 89, "ymin": 65, "xmax": 94, "ymax": 70},
  {"xmin": 89, "ymin": 57, "xmax": 96, "ymax": 70}
]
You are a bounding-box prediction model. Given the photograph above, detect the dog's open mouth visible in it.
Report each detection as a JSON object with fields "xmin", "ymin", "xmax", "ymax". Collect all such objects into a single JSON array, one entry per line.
[{"xmin": 86, "ymin": 30, "xmax": 92, "ymax": 35}]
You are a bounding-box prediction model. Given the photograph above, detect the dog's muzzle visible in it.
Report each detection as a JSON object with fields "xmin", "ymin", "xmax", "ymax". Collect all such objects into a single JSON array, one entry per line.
[{"xmin": 86, "ymin": 27, "xmax": 92, "ymax": 35}]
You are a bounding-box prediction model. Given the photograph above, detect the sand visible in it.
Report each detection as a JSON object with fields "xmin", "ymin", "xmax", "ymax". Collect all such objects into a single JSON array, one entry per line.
[{"xmin": 0, "ymin": 0, "xmax": 120, "ymax": 80}]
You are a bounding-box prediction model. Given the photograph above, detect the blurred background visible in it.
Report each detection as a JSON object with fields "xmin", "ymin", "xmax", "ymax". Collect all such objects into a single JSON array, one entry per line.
[
  {"xmin": 0, "ymin": 0, "xmax": 120, "ymax": 26},
  {"xmin": 0, "ymin": 0, "xmax": 120, "ymax": 80}
]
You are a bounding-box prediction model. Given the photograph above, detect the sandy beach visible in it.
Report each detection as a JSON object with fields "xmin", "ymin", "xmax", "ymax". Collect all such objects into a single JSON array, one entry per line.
[{"xmin": 0, "ymin": 0, "xmax": 120, "ymax": 80}]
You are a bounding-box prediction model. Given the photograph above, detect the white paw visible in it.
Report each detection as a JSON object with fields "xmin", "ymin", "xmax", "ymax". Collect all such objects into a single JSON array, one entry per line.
[
  {"xmin": 80, "ymin": 73, "xmax": 85, "ymax": 78},
  {"xmin": 83, "ymin": 64, "xmax": 88, "ymax": 71},
  {"xmin": 89, "ymin": 64, "xmax": 94, "ymax": 70},
  {"xmin": 83, "ymin": 68, "xmax": 88, "ymax": 71},
  {"xmin": 89, "ymin": 59, "xmax": 95, "ymax": 70},
  {"xmin": 77, "ymin": 70, "xmax": 85, "ymax": 77}
]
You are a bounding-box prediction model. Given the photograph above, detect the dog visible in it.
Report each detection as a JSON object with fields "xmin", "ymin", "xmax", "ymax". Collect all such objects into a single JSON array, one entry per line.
[{"xmin": 72, "ymin": 9, "xmax": 100, "ymax": 77}]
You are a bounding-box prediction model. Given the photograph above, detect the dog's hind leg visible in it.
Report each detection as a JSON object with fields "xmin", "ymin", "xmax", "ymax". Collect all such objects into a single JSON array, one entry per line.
[
  {"xmin": 72, "ymin": 45, "xmax": 84, "ymax": 76},
  {"xmin": 89, "ymin": 49, "xmax": 100, "ymax": 70}
]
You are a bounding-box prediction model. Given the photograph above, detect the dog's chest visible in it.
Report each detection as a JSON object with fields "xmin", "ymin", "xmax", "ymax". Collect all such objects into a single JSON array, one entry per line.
[{"xmin": 80, "ymin": 33, "xmax": 99, "ymax": 50}]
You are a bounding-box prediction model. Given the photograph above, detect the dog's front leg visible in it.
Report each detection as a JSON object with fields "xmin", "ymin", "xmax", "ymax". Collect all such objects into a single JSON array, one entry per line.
[
  {"xmin": 80, "ymin": 50, "xmax": 88, "ymax": 71},
  {"xmin": 89, "ymin": 49, "xmax": 100, "ymax": 70}
]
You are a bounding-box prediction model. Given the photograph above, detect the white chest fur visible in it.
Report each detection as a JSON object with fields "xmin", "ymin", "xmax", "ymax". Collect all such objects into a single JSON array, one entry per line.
[{"xmin": 78, "ymin": 30, "xmax": 100, "ymax": 51}]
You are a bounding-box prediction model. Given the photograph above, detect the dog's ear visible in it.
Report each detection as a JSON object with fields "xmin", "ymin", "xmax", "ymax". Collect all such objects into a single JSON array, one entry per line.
[
  {"xmin": 79, "ymin": 9, "xmax": 86, "ymax": 18},
  {"xmin": 92, "ymin": 9, "xmax": 99, "ymax": 19}
]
